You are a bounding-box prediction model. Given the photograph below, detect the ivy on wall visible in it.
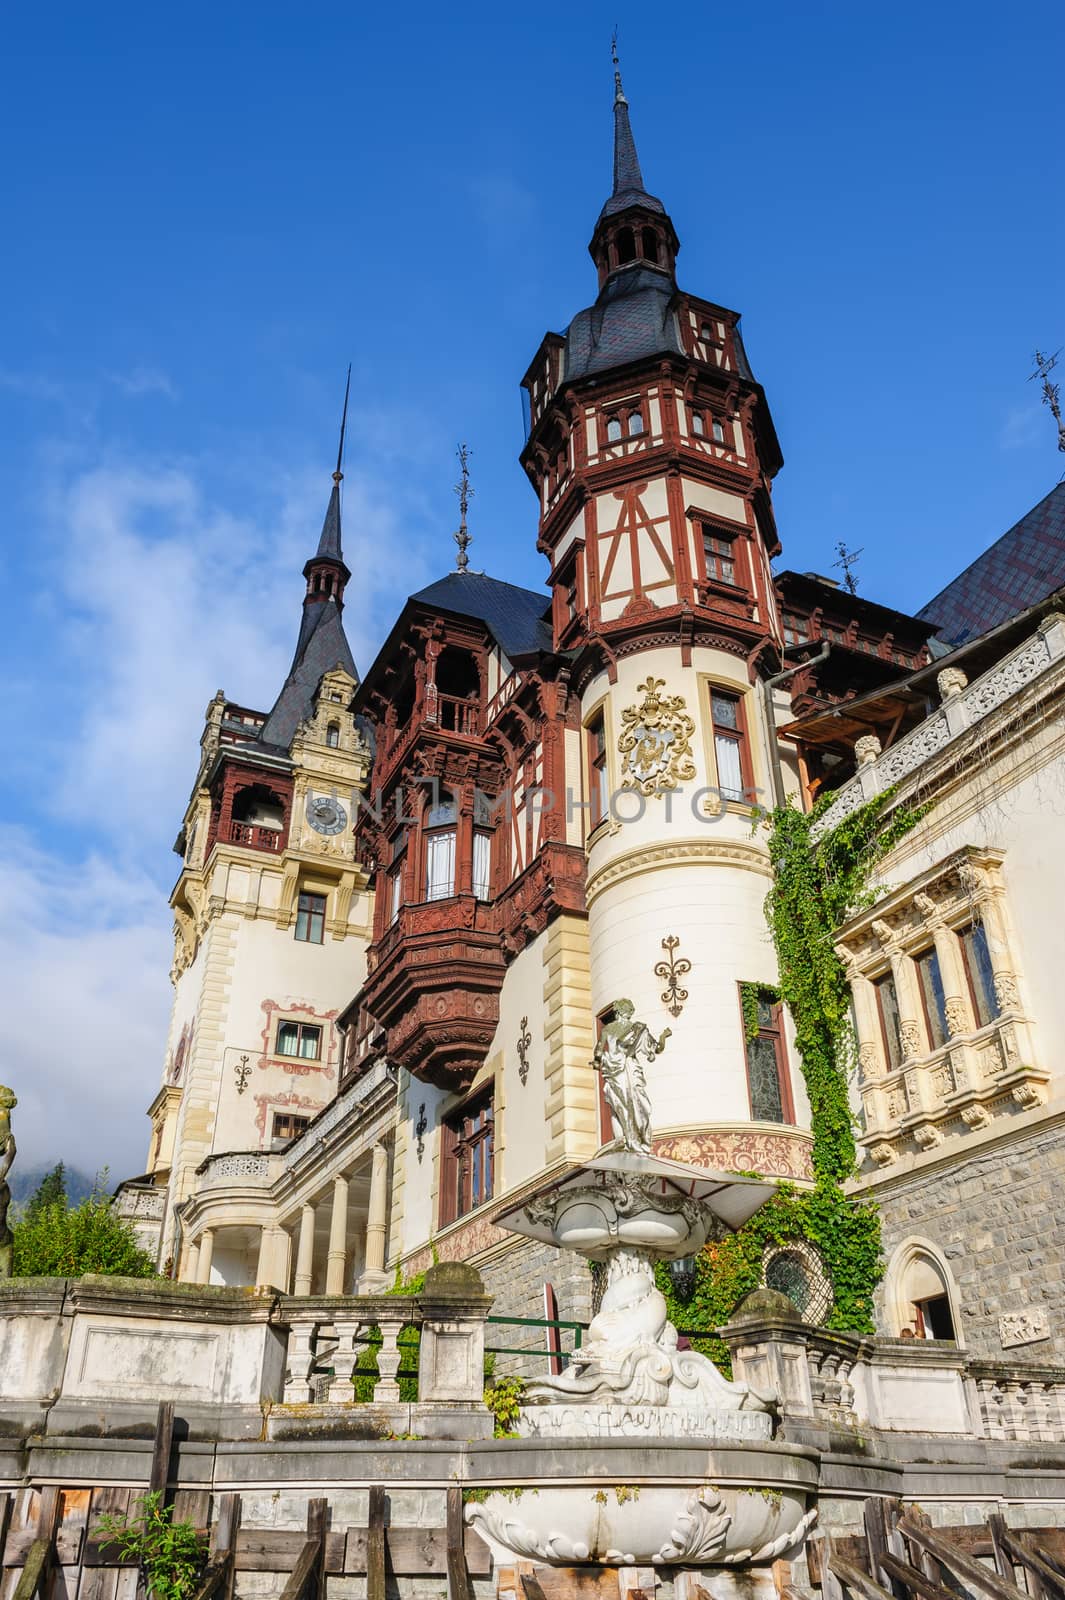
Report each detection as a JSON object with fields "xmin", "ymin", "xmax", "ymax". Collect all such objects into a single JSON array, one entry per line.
[{"xmin": 657, "ymin": 785, "xmax": 928, "ymax": 1358}]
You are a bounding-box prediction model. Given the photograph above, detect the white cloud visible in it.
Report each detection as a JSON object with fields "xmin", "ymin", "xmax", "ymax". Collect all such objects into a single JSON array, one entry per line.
[
  {"xmin": 107, "ymin": 367, "xmax": 177, "ymax": 400},
  {"xmin": 0, "ymin": 828, "xmax": 170, "ymax": 1180},
  {"xmin": 0, "ymin": 438, "xmax": 434, "ymax": 1180}
]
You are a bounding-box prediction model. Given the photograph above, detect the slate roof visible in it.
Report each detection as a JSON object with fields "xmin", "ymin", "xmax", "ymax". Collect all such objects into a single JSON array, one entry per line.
[
  {"xmin": 564, "ymin": 263, "xmax": 683, "ymax": 381},
  {"xmin": 599, "ymin": 89, "xmax": 665, "ymax": 221},
  {"xmin": 258, "ymin": 598, "xmax": 358, "ymax": 750},
  {"xmin": 917, "ymin": 483, "xmax": 1065, "ymax": 647},
  {"xmin": 410, "ymin": 572, "xmax": 554, "ymax": 659},
  {"xmin": 315, "ymin": 480, "xmax": 343, "ymax": 561}
]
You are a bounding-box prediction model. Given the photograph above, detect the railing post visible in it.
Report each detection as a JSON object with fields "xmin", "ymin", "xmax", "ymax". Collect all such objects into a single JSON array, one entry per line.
[
  {"xmin": 718, "ymin": 1287, "xmax": 814, "ymax": 1419},
  {"xmin": 374, "ymin": 1315, "xmax": 405, "ymax": 1403},
  {"xmin": 417, "ymin": 1261, "xmax": 493, "ymax": 1406},
  {"xmin": 283, "ymin": 1312, "xmax": 319, "ymax": 1403},
  {"xmin": 327, "ymin": 1311, "xmax": 364, "ymax": 1403}
]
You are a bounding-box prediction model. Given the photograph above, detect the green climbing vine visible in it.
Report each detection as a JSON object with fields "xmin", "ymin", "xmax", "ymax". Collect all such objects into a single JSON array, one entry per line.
[
  {"xmin": 739, "ymin": 981, "xmax": 779, "ymax": 1043},
  {"xmin": 657, "ymin": 784, "xmax": 929, "ymax": 1361}
]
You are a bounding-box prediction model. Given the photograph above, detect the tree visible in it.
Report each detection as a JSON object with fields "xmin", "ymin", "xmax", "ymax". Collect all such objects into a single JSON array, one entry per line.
[
  {"xmin": 25, "ymin": 1162, "xmax": 67, "ymax": 1219},
  {"xmin": 13, "ymin": 1175, "xmax": 156, "ymax": 1279}
]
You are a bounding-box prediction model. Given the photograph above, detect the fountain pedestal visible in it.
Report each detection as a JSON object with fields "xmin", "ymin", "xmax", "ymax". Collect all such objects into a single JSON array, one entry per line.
[{"xmin": 495, "ymin": 1151, "xmax": 777, "ymax": 1432}]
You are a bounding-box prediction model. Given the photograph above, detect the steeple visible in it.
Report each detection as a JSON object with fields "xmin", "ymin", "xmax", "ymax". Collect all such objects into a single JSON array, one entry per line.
[
  {"xmin": 259, "ymin": 372, "xmax": 358, "ymax": 749},
  {"xmin": 589, "ymin": 47, "xmax": 678, "ymax": 287},
  {"xmin": 600, "ymin": 41, "xmax": 665, "ymax": 221},
  {"xmin": 303, "ymin": 366, "xmax": 352, "ymax": 608}
]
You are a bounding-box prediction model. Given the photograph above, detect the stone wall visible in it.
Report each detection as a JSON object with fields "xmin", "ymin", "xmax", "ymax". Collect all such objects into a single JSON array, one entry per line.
[
  {"xmin": 869, "ymin": 1115, "xmax": 1065, "ymax": 1360},
  {"xmin": 477, "ymin": 1237, "xmax": 593, "ymax": 1378}
]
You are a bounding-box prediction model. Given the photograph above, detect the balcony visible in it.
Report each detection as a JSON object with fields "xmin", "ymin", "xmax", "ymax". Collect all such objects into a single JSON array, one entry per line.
[
  {"xmin": 433, "ymin": 693, "xmax": 481, "ymax": 737},
  {"xmin": 194, "ymin": 1151, "xmax": 283, "ymax": 1192},
  {"xmin": 227, "ymin": 819, "xmax": 284, "ymax": 852},
  {"xmin": 361, "ymin": 895, "xmax": 505, "ymax": 1094}
]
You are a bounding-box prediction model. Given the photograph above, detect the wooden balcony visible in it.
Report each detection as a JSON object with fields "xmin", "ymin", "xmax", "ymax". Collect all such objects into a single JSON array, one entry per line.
[
  {"xmin": 227, "ymin": 820, "xmax": 284, "ymax": 852},
  {"xmin": 361, "ymin": 894, "xmax": 505, "ymax": 1094}
]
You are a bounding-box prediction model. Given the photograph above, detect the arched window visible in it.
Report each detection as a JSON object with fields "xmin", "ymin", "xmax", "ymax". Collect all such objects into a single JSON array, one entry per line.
[
  {"xmin": 884, "ymin": 1238, "xmax": 961, "ymax": 1342},
  {"xmin": 325, "ymin": 722, "xmax": 340, "ymax": 748},
  {"xmin": 762, "ymin": 1240, "xmax": 833, "ymax": 1323},
  {"xmin": 712, "ymin": 419, "xmax": 726, "ymax": 444},
  {"xmin": 606, "ymin": 415, "xmax": 623, "ymax": 443},
  {"xmin": 616, "ymin": 227, "xmax": 636, "ymax": 264},
  {"xmin": 627, "ymin": 410, "xmax": 644, "ymax": 436},
  {"xmin": 691, "ymin": 410, "xmax": 705, "ymax": 437},
  {"xmin": 641, "ymin": 226, "xmax": 660, "ymax": 264}
]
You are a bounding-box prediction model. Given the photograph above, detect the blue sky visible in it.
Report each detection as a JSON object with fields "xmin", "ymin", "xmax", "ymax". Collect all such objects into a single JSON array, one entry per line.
[{"xmin": 1, "ymin": 1, "xmax": 1062, "ymax": 1177}]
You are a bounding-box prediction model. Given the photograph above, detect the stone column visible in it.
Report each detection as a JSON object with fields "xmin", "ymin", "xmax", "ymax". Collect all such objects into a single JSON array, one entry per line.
[
  {"xmin": 357, "ymin": 1143, "xmax": 390, "ymax": 1293},
  {"xmin": 294, "ymin": 1203, "xmax": 316, "ymax": 1296},
  {"xmin": 184, "ymin": 1239, "xmax": 200, "ymax": 1284},
  {"xmin": 256, "ymin": 1225, "xmax": 291, "ymax": 1291},
  {"xmin": 326, "ymin": 1175, "xmax": 349, "ymax": 1295},
  {"xmin": 197, "ymin": 1228, "xmax": 214, "ymax": 1286}
]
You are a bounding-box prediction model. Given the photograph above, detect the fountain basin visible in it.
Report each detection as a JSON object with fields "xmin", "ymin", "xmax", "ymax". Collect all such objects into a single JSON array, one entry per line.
[{"xmin": 466, "ymin": 1473, "xmax": 816, "ymax": 1567}]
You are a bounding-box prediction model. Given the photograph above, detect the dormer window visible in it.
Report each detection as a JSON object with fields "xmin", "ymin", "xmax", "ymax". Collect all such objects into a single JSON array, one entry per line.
[
  {"xmin": 326, "ymin": 722, "xmax": 340, "ymax": 748},
  {"xmin": 700, "ymin": 322, "xmax": 714, "ymax": 341},
  {"xmin": 627, "ymin": 411, "xmax": 644, "ymax": 437},
  {"xmin": 606, "ymin": 415, "xmax": 623, "ymax": 442},
  {"xmin": 616, "ymin": 226, "xmax": 636, "ymax": 264},
  {"xmin": 641, "ymin": 227, "xmax": 660, "ymax": 264}
]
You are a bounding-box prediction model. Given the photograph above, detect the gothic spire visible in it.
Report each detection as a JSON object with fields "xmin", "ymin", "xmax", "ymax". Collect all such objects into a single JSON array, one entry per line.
[
  {"xmin": 315, "ymin": 365, "xmax": 350, "ymax": 563},
  {"xmin": 599, "ymin": 39, "xmax": 665, "ymax": 221}
]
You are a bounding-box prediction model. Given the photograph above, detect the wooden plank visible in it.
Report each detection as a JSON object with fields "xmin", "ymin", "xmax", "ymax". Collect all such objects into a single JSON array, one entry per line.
[
  {"xmin": 0, "ymin": 1498, "xmax": 12, "ymax": 1567},
  {"xmin": 307, "ymin": 1500, "xmax": 327, "ymax": 1600},
  {"xmin": 276, "ymin": 1542, "xmax": 318, "ymax": 1600},
  {"xmin": 55, "ymin": 1494, "xmax": 91, "ymax": 1571},
  {"xmin": 12, "ymin": 1547, "xmax": 51, "ymax": 1600},
  {"xmin": 898, "ymin": 1519, "xmax": 1028, "ymax": 1600},
  {"xmin": 148, "ymin": 1405, "xmax": 175, "ymax": 1504},
  {"xmin": 828, "ymin": 1552, "xmax": 896, "ymax": 1600},
  {"xmin": 446, "ymin": 1487, "xmax": 471, "ymax": 1600},
  {"xmin": 879, "ymin": 1551, "xmax": 959, "ymax": 1600},
  {"xmin": 231, "ymin": 1533, "xmax": 344, "ymax": 1574},
  {"xmin": 864, "ymin": 1499, "xmax": 907, "ymax": 1600},
  {"xmin": 523, "ymin": 1571, "xmax": 620, "ymax": 1600},
  {"xmin": 993, "ymin": 1523, "xmax": 1065, "ymax": 1600},
  {"xmin": 210, "ymin": 1498, "xmax": 239, "ymax": 1562},
  {"xmin": 819, "ymin": 1538, "xmax": 847, "ymax": 1600},
  {"xmin": 170, "ymin": 1495, "xmax": 210, "ymax": 1533},
  {"xmin": 366, "ymin": 1488, "xmax": 386, "ymax": 1600}
]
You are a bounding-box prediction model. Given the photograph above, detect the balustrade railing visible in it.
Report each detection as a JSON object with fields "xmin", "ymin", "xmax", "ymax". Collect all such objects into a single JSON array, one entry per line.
[{"xmin": 227, "ymin": 819, "xmax": 283, "ymax": 851}]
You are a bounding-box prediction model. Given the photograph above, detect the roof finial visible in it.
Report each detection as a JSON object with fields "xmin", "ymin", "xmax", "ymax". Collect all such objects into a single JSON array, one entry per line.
[
  {"xmin": 1030, "ymin": 349, "xmax": 1065, "ymax": 455},
  {"xmin": 453, "ymin": 442, "xmax": 473, "ymax": 573},
  {"xmin": 334, "ymin": 364, "xmax": 352, "ymax": 486},
  {"xmin": 611, "ymin": 26, "xmax": 626, "ymax": 105},
  {"xmin": 832, "ymin": 540, "xmax": 864, "ymax": 597}
]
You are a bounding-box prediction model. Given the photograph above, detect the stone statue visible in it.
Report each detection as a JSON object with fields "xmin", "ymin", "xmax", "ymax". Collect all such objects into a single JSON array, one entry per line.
[
  {"xmin": 0, "ymin": 1086, "xmax": 16, "ymax": 1279},
  {"xmin": 594, "ymin": 999, "xmax": 670, "ymax": 1154}
]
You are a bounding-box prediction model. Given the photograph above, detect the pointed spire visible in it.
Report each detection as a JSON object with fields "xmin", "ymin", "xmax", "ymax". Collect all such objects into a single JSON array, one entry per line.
[
  {"xmin": 316, "ymin": 365, "xmax": 351, "ymax": 562},
  {"xmin": 599, "ymin": 35, "xmax": 664, "ymax": 220}
]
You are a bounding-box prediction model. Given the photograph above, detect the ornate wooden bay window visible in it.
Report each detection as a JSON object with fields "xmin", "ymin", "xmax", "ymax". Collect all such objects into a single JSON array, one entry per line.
[{"xmin": 838, "ymin": 847, "xmax": 1047, "ymax": 1167}]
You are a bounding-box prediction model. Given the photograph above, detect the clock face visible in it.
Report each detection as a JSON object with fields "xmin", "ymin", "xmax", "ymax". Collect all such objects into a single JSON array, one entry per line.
[{"xmin": 306, "ymin": 793, "xmax": 348, "ymax": 836}]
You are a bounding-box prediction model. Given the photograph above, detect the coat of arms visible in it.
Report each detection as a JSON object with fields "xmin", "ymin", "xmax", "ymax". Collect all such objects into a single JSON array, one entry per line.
[{"xmin": 618, "ymin": 677, "xmax": 697, "ymax": 796}]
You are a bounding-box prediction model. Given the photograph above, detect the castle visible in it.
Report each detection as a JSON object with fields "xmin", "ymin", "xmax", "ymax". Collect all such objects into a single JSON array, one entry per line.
[{"xmin": 116, "ymin": 61, "xmax": 1065, "ymax": 1370}]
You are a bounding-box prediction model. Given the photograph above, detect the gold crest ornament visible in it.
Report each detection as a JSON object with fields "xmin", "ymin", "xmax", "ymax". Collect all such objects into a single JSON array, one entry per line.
[{"xmin": 618, "ymin": 677, "xmax": 697, "ymax": 796}]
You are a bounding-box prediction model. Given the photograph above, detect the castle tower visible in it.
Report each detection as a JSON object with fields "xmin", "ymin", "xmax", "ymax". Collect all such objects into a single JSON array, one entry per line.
[
  {"xmin": 145, "ymin": 422, "xmax": 374, "ymax": 1278},
  {"xmin": 519, "ymin": 69, "xmax": 811, "ymax": 1179}
]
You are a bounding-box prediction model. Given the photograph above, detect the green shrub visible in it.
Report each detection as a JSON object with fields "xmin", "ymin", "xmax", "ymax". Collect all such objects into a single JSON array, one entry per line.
[
  {"xmin": 95, "ymin": 1492, "xmax": 205, "ymax": 1600},
  {"xmin": 13, "ymin": 1173, "xmax": 156, "ymax": 1279}
]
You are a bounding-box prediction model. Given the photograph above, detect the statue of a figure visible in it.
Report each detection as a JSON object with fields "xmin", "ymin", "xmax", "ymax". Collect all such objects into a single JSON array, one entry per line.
[
  {"xmin": 0, "ymin": 1086, "xmax": 16, "ymax": 1279},
  {"xmin": 594, "ymin": 1000, "xmax": 670, "ymax": 1154}
]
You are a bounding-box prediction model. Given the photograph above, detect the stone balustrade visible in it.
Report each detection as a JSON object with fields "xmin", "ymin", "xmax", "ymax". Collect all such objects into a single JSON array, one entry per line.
[
  {"xmin": 0, "ymin": 1261, "xmax": 493, "ymax": 1444},
  {"xmin": 721, "ymin": 1288, "xmax": 1065, "ymax": 1443},
  {"xmin": 195, "ymin": 1149, "xmax": 283, "ymax": 1189},
  {"xmin": 816, "ymin": 614, "xmax": 1065, "ymax": 836}
]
